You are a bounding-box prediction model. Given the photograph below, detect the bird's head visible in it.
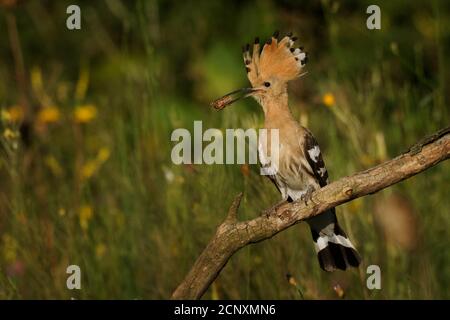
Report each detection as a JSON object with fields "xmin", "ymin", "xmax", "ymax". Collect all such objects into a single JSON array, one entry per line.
[{"xmin": 211, "ymin": 31, "xmax": 307, "ymax": 110}]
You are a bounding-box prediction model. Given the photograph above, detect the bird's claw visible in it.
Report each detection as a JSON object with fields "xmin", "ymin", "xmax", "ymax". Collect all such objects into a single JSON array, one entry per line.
[{"xmin": 300, "ymin": 186, "xmax": 315, "ymax": 206}]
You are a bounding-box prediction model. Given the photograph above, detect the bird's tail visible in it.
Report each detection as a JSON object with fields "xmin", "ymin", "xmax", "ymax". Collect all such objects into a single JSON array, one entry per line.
[{"xmin": 308, "ymin": 210, "xmax": 361, "ymax": 272}]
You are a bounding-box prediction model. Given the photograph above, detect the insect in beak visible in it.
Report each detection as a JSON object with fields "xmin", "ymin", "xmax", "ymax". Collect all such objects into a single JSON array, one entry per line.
[{"xmin": 211, "ymin": 87, "xmax": 263, "ymax": 110}]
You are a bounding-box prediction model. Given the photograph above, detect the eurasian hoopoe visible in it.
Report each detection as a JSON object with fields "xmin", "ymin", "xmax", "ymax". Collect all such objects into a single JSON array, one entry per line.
[{"xmin": 211, "ymin": 31, "xmax": 361, "ymax": 272}]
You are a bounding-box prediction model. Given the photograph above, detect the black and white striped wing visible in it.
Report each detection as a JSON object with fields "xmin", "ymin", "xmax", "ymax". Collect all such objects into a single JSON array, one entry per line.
[{"xmin": 303, "ymin": 129, "xmax": 329, "ymax": 187}]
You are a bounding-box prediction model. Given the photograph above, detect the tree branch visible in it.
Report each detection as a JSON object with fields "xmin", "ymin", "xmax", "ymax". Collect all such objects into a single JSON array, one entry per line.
[{"xmin": 171, "ymin": 127, "xmax": 450, "ymax": 300}]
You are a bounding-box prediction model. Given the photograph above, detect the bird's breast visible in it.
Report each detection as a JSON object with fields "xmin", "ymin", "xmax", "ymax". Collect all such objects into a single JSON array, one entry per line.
[{"xmin": 258, "ymin": 135, "xmax": 311, "ymax": 190}]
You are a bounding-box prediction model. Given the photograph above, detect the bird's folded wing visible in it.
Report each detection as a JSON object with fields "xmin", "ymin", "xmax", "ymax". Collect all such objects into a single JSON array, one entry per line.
[{"xmin": 302, "ymin": 129, "xmax": 329, "ymax": 187}]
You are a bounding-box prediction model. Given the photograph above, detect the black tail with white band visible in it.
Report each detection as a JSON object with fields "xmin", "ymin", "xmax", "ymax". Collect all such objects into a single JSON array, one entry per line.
[
  {"xmin": 307, "ymin": 208, "xmax": 361, "ymax": 271},
  {"xmin": 303, "ymin": 129, "xmax": 361, "ymax": 272}
]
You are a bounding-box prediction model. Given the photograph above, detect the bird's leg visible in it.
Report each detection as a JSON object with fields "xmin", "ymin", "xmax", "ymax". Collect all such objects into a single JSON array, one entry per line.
[
  {"xmin": 300, "ymin": 185, "xmax": 316, "ymax": 206},
  {"xmin": 263, "ymin": 198, "xmax": 289, "ymax": 218}
]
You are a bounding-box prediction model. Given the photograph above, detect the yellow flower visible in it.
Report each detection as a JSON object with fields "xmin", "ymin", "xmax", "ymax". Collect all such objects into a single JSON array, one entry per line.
[
  {"xmin": 322, "ymin": 93, "xmax": 336, "ymax": 107},
  {"xmin": 81, "ymin": 161, "xmax": 97, "ymax": 180},
  {"xmin": 8, "ymin": 105, "xmax": 24, "ymax": 122},
  {"xmin": 80, "ymin": 147, "xmax": 110, "ymax": 180},
  {"xmin": 95, "ymin": 243, "xmax": 107, "ymax": 258},
  {"xmin": 3, "ymin": 128, "xmax": 19, "ymax": 140},
  {"xmin": 74, "ymin": 104, "xmax": 97, "ymax": 123},
  {"xmin": 79, "ymin": 205, "xmax": 93, "ymax": 231},
  {"xmin": 97, "ymin": 147, "xmax": 110, "ymax": 162},
  {"xmin": 1, "ymin": 109, "xmax": 11, "ymax": 122},
  {"xmin": 37, "ymin": 106, "xmax": 60, "ymax": 124},
  {"xmin": 1, "ymin": 106, "xmax": 23, "ymax": 123}
]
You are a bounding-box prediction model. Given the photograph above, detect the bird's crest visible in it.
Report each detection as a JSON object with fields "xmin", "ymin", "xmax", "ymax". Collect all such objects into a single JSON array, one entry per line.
[{"xmin": 243, "ymin": 31, "xmax": 308, "ymax": 87}]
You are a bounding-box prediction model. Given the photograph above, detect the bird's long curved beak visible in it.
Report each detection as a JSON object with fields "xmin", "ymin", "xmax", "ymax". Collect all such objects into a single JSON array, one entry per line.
[{"xmin": 210, "ymin": 87, "xmax": 262, "ymax": 110}]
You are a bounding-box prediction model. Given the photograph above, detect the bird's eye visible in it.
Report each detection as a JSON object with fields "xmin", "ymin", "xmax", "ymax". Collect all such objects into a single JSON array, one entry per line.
[{"xmin": 264, "ymin": 82, "xmax": 271, "ymax": 87}]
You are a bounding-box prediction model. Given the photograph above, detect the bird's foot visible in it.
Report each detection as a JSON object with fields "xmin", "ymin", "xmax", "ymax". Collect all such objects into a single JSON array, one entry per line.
[
  {"xmin": 263, "ymin": 199, "xmax": 288, "ymax": 218},
  {"xmin": 300, "ymin": 185, "xmax": 315, "ymax": 206}
]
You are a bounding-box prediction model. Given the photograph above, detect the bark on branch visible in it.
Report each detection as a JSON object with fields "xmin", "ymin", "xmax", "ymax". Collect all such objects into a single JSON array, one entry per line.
[{"xmin": 171, "ymin": 127, "xmax": 450, "ymax": 300}]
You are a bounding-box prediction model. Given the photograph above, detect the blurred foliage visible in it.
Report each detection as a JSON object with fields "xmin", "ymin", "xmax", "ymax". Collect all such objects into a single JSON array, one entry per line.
[{"xmin": 0, "ymin": 0, "xmax": 449, "ymax": 299}]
